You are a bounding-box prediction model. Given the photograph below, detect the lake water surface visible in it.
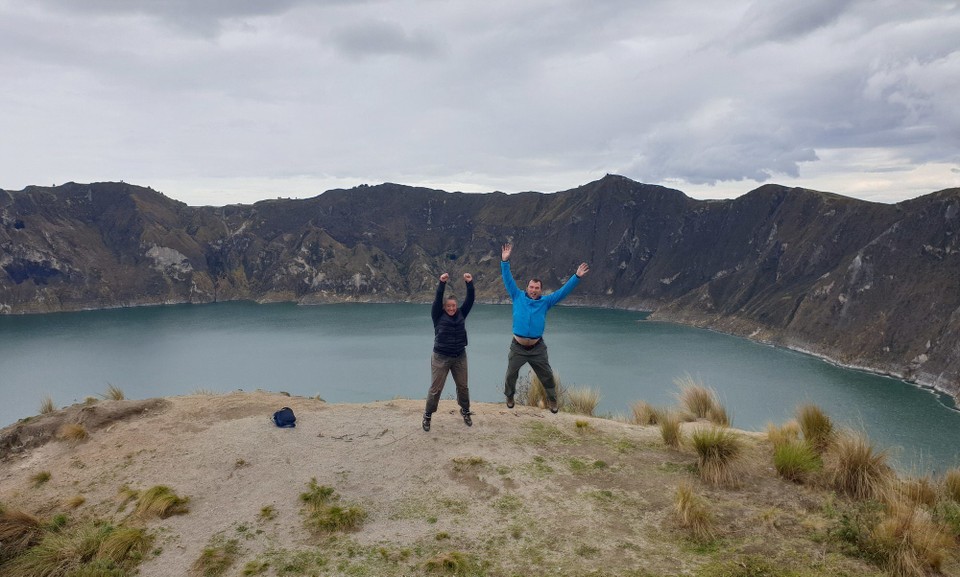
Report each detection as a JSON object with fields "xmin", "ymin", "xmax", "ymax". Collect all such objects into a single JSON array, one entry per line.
[{"xmin": 1, "ymin": 302, "xmax": 957, "ymax": 472}]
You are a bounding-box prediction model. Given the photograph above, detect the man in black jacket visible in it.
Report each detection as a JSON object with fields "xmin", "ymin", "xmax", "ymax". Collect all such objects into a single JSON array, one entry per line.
[{"xmin": 423, "ymin": 272, "xmax": 475, "ymax": 431}]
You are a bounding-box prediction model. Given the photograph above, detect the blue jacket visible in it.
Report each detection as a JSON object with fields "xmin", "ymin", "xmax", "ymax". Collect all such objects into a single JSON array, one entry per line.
[{"xmin": 501, "ymin": 260, "xmax": 580, "ymax": 338}]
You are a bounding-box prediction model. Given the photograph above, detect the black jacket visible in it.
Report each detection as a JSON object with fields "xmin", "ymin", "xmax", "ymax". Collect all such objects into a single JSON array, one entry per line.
[{"xmin": 431, "ymin": 279, "xmax": 474, "ymax": 357}]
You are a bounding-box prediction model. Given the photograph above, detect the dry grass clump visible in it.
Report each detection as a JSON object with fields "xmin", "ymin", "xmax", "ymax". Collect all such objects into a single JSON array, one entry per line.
[
  {"xmin": 630, "ymin": 401, "xmax": 663, "ymax": 425},
  {"xmin": 64, "ymin": 495, "xmax": 86, "ymax": 509},
  {"xmin": 773, "ymin": 439, "xmax": 822, "ymax": 483},
  {"xmin": 39, "ymin": 396, "xmax": 55, "ymax": 415},
  {"xmin": 674, "ymin": 481, "xmax": 715, "ymax": 542},
  {"xmin": 134, "ymin": 485, "xmax": 190, "ymax": 519},
  {"xmin": 707, "ymin": 403, "xmax": 731, "ymax": 427},
  {"xmin": 102, "ymin": 383, "xmax": 125, "ymax": 401},
  {"xmin": 897, "ymin": 476, "xmax": 938, "ymax": 509},
  {"xmin": 659, "ymin": 411, "xmax": 683, "ymax": 449},
  {"xmin": 3, "ymin": 519, "xmax": 153, "ymax": 576},
  {"xmin": 691, "ymin": 426, "xmax": 743, "ymax": 487},
  {"xmin": 870, "ymin": 502, "xmax": 953, "ymax": 577},
  {"xmin": 796, "ymin": 404, "xmax": 834, "ymax": 453},
  {"xmin": 566, "ymin": 387, "xmax": 600, "ymax": 416},
  {"xmin": 57, "ymin": 423, "xmax": 88, "ymax": 443},
  {"xmin": 517, "ymin": 370, "xmax": 566, "ymax": 410},
  {"xmin": 299, "ymin": 478, "xmax": 366, "ymax": 533},
  {"xmin": 0, "ymin": 509, "xmax": 44, "ymax": 561},
  {"xmin": 944, "ymin": 467, "xmax": 960, "ymax": 503},
  {"xmin": 765, "ymin": 420, "xmax": 800, "ymax": 449},
  {"xmin": 191, "ymin": 536, "xmax": 240, "ymax": 577},
  {"xmin": 29, "ymin": 471, "xmax": 51, "ymax": 488},
  {"xmin": 674, "ymin": 375, "xmax": 719, "ymax": 419},
  {"xmin": 827, "ymin": 430, "xmax": 894, "ymax": 501}
]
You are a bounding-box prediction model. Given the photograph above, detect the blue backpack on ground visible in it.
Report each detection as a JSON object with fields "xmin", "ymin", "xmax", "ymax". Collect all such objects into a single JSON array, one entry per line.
[{"xmin": 273, "ymin": 407, "xmax": 296, "ymax": 428}]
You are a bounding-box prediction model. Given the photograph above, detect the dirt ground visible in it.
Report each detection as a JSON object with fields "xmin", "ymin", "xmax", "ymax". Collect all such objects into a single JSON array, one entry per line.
[{"xmin": 0, "ymin": 391, "xmax": 945, "ymax": 577}]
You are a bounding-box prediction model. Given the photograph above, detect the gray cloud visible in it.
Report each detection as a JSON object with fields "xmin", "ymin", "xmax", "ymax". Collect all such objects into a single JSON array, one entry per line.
[{"xmin": 1, "ymin": 0, "xmax": 958, "ymax": 205}]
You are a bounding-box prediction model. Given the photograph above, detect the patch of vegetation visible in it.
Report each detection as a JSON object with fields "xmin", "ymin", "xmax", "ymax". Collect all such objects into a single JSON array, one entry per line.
[
  {"xmin": 574, "ymin": 419, "xmax": 590, "ymax": 430},
  {"xmin": 631, "ymin": 400, "xmax": 664, "ymax": 425},
  {"xmin": 299, "ymin": 478, "xmax": 366, "ymax": 533},
  {"xmin": 258, "ymin": 505, "xmax": 277, "ymax": 521},
  {"xmin": 773, "ymin": 439, "xmax": 822, "ymax": 482},
  {"xmin": 64, "ymin": 495, "xmax": 86, "ymax": 509},
  {"xmin": 691, "ymin": 426, "xmax": 743, "ymax": 486},
  {"xmin": 191, "ymin": 536, "xmax": 240, "ymax": 577},
  {"xmin": 423, "ymin": 550, "xmax": 487, "ymax": 575},
  {"xmin": 492, "ymin": 495, "xmax": 522, "ymax": 513},
  {"xmin": 525, "ymin": 455, "xmax": 555, "ymax": 477},
  {"xmin": 1, "ymin": 517, "xmax": 152, "ymax": 576},
  {"xmin": 659, "ymin": 411, "xmax": 683, "ymax": 448},
  {"xmin": 827, "ymin": 431, "xmax": 893, "ymax": 501},
  {"xmin": 29, "ymin": 471, "xmax": 51, "ymax": 488},
  {"xmin": 796, "ymin": 404, "xmax": 834, "ymax": 453},
  {"xmin": 674, "ymin": 375, "xmax": 719, "ymax": 419},
  {"xmin": 39, "ymin": 395, "xmax": 55, "ymax": 415},
  {"xmin": 134, "ymin": 485, "xmax": 190, "ymax": 519},
  {"xmin": 102, "ymin": 384, "xmax": 126, "ymax": 401},
  {"xmin": 944, "ymin": 467, "xmax": 960, "ymax": 502},
  {"xmin": 765, "ymin": 420, "xmax": 800, "ymax": 449},
  {"xmin": 674, "ymin": 481, "xmax": 715, "ymax": 542},
  {"xmin": 58, "ymin": 423, "xmax": 89, "ymax": 443},
  {"xmin": 520, "ymin": 422, "xmax": 576, "ymax": 446},
  {"xmin": 451, "ymin": 456, "xmax": 486, "ymax": 472},
  {"xmin": 566, "ymin": 386, "xmax": 600, "ymax": 416}
]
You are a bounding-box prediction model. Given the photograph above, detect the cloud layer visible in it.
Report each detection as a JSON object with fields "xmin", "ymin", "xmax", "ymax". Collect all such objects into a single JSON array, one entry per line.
[{"xmin": 1, "ymin": 0, "xmax": 958, "ymax": 205}]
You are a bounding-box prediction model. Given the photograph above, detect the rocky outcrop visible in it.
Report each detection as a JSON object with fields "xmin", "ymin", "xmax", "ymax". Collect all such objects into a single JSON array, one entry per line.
[{"xmin": 2, "ymin": 176, "xmax": 959, "ymax": 400}]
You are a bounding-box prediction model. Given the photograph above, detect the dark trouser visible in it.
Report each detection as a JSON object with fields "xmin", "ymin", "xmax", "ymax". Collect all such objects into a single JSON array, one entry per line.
[
  {"xmin": 425, "ymin": 351, "xmax": 469, "ymax": 415},
  {"xmin": 503, "ymin": 339, "xmax": 557, "ymax": 402}
]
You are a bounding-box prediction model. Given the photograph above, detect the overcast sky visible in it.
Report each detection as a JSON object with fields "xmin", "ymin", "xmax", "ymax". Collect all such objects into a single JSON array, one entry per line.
[{"xmin": 1, "ymin": 1, "xmax": 958, "ymax": 206}]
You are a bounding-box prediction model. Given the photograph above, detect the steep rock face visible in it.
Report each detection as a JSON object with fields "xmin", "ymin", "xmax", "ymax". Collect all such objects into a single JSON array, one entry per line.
[{"xmin": 2, "ymin": 176, "xmax": 958, "ymax": 400}]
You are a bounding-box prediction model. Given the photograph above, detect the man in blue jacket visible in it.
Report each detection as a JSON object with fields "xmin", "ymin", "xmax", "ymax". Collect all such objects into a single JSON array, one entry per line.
[{"xmin": 500, "ymin": 243, "xmax": 589, "ymax": 413}]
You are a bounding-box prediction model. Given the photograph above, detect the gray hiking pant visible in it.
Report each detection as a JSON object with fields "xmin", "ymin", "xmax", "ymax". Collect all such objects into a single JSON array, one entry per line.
[
  {"xmin": 425, "ymin": 351, "xmax": 469, "ymax": 415},
  {"xmin": 503, "ymin": 339, "xmax": 558, "ymax": 402}
]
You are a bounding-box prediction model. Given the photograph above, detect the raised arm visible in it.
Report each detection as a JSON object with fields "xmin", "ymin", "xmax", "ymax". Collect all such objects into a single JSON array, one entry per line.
[
  {"xmin": 543, "ymin": 262, "xmax": 589, "ymax": 306},
  {"xmin": 461, "ymin": 273, "xmax": 475, "ymax": 317},
  {"xmin": 431, "ymin": 273, "xmax": 448, "ymax": 322}
]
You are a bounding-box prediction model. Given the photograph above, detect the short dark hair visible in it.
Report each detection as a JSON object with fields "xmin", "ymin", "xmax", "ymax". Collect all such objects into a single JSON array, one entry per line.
[{"xmin": 527, "ymin": 278, "xmax": 542, "ymax": 286}]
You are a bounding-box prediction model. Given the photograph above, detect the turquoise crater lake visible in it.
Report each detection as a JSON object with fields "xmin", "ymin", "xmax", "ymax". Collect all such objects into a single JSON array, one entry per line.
[{"xmin": 1, "ymin": 301, "xmax": 957, "ymax": 472}]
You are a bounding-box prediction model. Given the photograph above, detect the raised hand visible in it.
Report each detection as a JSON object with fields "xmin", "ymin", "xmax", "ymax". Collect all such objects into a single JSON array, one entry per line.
[
  {"xmin": 501, "ymin": 243, "xmax": 513, "ymax": 261},
  {"xmin": 463, "ymin": 272, "xmax": 473, "ymax": 283},
  {"xmin": 439, "ymin": 272, "xmax": 450, "ymax": 283},
  {"xmin": 576, "ymin": 262, "xmax": 589, "ymax": 278}
]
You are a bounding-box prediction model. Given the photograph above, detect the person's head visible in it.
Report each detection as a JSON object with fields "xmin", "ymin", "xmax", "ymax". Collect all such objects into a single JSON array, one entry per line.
[
  {"xmin": 444, "ymin": 297, "xmax": 458, "ymax": 316},
  {"xmin": 525, "ymin": 278, "xmax": 542, "ymax": 299}
]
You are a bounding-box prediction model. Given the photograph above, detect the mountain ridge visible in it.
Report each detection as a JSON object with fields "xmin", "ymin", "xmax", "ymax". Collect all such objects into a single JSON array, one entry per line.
[{"xmin": 2, "ymin": 175, "xmax": 959, "ymax": 402}]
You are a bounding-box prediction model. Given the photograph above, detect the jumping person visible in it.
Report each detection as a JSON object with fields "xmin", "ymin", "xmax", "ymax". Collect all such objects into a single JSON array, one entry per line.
[
  {"xmin": 500, "ymin": 243, "xmax": 589, "ymax": 413},
  {"xmin": 423, "ymin": 272, "xmax": 475, "ymax": 431}
]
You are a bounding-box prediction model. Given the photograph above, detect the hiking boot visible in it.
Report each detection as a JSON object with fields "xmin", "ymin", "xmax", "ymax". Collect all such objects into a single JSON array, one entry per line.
[
  {"xmin": 549, "ymin": 399, "xmax": 559, "ymax": 414},
  {"xmin": 506, "ymin": 395, "xmax": 515, "ymax": 409},
  {"xmin": 461, "ymin": 409, "xmax": 473, "ymax": 427},
  {"xmin": 422, "ymin": 414, "xmax": 431, "ymax": 432}
]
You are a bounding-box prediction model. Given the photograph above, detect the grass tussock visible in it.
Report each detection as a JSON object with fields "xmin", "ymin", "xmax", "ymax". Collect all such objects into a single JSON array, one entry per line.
[
  {"xmin": 691, "ymin": 426, "xmax": 743, "ymax": 487},
  {"xmin": 796, "ymin": 404, "xmax": 834, "ymax": 453},
  {"xmin": 102, "ymin": 384, "xmax": 125, "ymax": 401},
  {"xmin": 674, "ymin": 481, "xmax": 715, "ymax": 542},
  {"xmin": 897, "ymin": 476, "xmax": 938, "ymax": 509},
  {"xmin": 773, "ymin": 439, "xmax": 821, "ymax": 482},
  {"xmin": 515, "ymin": 369, "xmax": 566, "ymax": 410},
  {"xmin": 827, "ymin": 430, "xmax": 894, "ymax": 501},
  {"xmin": 39, "ymin": 396, "xmax": 55, "ymax": 415},
  {"xmin": 765, "ymin": 420, "xmax": 800, "ymax": 449},
  {"xmin": 659, "ymin": 411, "xmax": 683, "ymax": 449},
  {"xmin": 3, "ymin": 519, "xmax": 153, "ymax": 576},
  {"xmin": 706, "ymin": 403, "xmax": 731, "ymax": 427},
  {"xmin": 29, "ymin": 471, "xmax": 51, "ymax": 488},
  {"xmin": 870, "ymin": 503, "xmax": 953, "ymax": 577},
  {"xmin": 299, "ymin": 478, "xmax": 366, "ymax": 533},
  {"xmin": 943, "ymin": 467, "xmax": 960, "ymax": 503},
  {"xmin": 134, "ymin": 485, "xmax": 190, "ymax": 519},
  {"xmin": 630, "ymin": 400, "xmax": 663, "ymax": 425},
  {"xmin": 191, "ymin": 537, "xmax": 240, "ymax": 577},
  {"xmin": 57, "ymin": 423, "xmax": 89, "ymax": 443},
  {"xmin": 64, "ymin": 495, "xmax": 86, "ymax": 509},
  {"xmin": 674, "ymin": 375, "xmax": 718, "ymax": 419},
  {"xmin": 424, "ymin": 551, "xmax": 482, "ymax": 574},
  {"xmin": 566, "ymin": 386, "xmax": 600, "ymax": 416},
  {"xmin": 0, "ymin": 509, "xmax": 44, "ymax": 560}
]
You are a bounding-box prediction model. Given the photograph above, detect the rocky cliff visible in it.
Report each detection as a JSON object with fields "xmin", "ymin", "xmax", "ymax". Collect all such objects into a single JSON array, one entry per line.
[{"xmin": 2, "ymin": 176, "xmax": 959, "ymax": 400}]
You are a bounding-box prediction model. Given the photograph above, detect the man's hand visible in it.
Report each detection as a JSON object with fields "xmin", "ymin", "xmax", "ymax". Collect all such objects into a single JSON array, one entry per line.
[
  {"xmin": 501, "ymin": 243, "xmax": 512, "ymax": 262},
  {"xmin": 463, "ymin": 272, "xmax": 473, "ymax": 283},
  {"xmin": 439, "ymin": 273, "xmax": 449, "ymax": 283},
  {"xmin": 576, "ymin": 262, "xmax": 590, "ymax": 278}
]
